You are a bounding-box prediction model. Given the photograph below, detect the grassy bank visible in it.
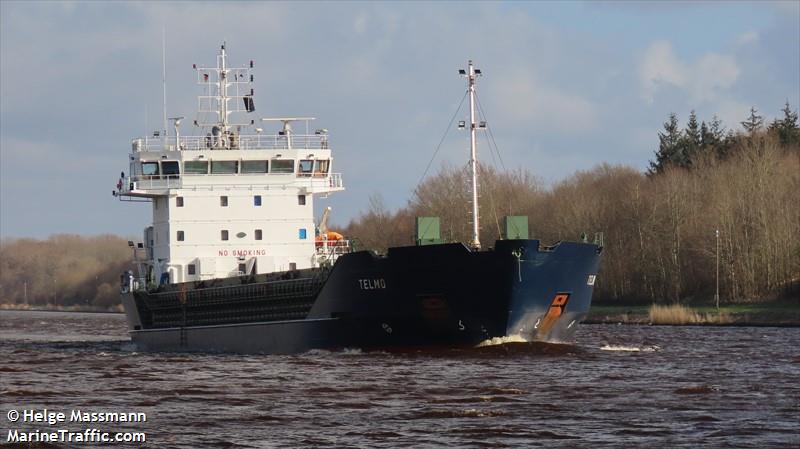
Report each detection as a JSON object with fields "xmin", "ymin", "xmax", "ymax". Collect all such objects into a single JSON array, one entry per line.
[
  {"xmin": 0, "ymin": 303, "xmax": 123, "ymax": 313},
  {"xmin": 585, "ymin": 300, "xmax": 800, "ymax": 326}
]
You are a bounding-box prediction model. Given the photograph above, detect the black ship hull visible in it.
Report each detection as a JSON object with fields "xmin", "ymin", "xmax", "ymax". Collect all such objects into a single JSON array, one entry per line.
[{"xmin": 122, "ymin": 240, "xmax": 602, "ymax": 354}]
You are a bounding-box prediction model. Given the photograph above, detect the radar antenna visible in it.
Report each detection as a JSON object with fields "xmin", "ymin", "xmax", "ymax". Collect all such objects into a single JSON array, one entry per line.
[{"xmin": 193, "ymin": 43, "xmax": 256, "ymax": 133}]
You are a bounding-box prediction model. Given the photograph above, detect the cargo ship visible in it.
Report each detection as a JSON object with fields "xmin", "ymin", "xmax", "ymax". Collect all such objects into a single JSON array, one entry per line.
[{"xmin": 117, "ymin": 44, "xmax": 602, "ymax": 353}]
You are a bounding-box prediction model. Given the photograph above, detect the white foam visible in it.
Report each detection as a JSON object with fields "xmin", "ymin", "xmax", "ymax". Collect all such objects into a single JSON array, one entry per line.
[
  {"xmin": 476, "ymin": 334, "xmax": 529, "ymax": 347},
  {"xmin": 600, "ymin": 344, "xmax": 660, "ymax": 352}
]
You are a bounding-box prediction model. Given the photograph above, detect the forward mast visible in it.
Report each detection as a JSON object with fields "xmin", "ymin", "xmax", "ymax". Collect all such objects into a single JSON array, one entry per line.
[{"xmin": 460, "ymin": 60, "xmax": 483, "ymax": 250}]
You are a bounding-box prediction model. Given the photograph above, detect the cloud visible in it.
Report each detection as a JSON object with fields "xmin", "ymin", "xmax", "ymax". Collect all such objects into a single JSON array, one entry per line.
[
  {"xmin": 638, "ymin": 40, "xmax": 739, "ymax": 105},
  {"xmin": 737, "ymin": 30, "xmax": 759, "ymax": 45},
  {"xmin": 714, "ymin": 99, "xmax": 752, "ymax": 132},
  {"xmin": 491, "ymin": 69, "xmax": 599, "ymax": 133},
  {"xmin": 353, "ymin": 11, "xmax": 369, "ymax": 35},
  {"xmin": 638, "ymin": 41, "xmax": 686, "ymax": 103},
  {"xmin": 772, "ymin": 0, "xmax": 800, "ymax": 15},
  {"xmin": 1, "ymin": 2, "xmax": 797, "ymax": 237},
  {"xmin": 691, "ymin": 53, "xmax": 740, "ymax": 103}
]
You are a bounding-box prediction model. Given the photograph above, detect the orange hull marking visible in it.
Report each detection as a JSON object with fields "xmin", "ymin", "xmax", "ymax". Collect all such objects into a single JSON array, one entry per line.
[{"xmin": 538, "ymin": 293, "xmax": 570, "ymax": 336}]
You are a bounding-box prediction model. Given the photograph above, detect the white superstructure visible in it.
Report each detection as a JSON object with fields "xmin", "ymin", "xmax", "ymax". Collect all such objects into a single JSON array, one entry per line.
[{"xmin": 118, "ymin": 44, "xmax": 345, "ymax": 287}]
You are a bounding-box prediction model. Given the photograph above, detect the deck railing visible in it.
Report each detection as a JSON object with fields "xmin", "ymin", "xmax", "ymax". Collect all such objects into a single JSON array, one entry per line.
[
  {"xmin": 121, "ymin": 172, "xmax": 343, "ymax": 193},
  {"xmin": 132, "ymin": 133, "xmax": 329, "ymax": 152},
  {"xmin": 315, "ymin": 239, "xmax": 352, "ymax": 265}
]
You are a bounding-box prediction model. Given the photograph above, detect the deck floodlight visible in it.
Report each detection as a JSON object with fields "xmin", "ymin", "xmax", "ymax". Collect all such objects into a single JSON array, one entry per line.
[
  {"xmin": 128, "ymin": 241, "xmax": 135, "ymax": 247},
  {"xmin": 479, "ymin": 121, "xmax": 487, "ymax": 128},
  {"xmin": 170, "ymin": 116, "xmax": 185, "ymax": 126},
  {"xmin": 458, "ymin": 121, "xmax": 466, "ymax": 129},
  {"xmin": 458, "ymin": 69, "xmax": 466, "ymax": 75},
  {"xmin": 255, "ymin": 128, "xmax": 263, "ymax": 134},
  {"xmin": 474, "ymin": 69, "xmax": 482, "ymax": 75}
]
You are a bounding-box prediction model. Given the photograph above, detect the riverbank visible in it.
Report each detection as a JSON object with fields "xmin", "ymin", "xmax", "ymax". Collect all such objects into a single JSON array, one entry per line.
[
  {"xmin": 0, "ymin": 303, "xmax": 123, "ymax": 313},
  {"xmin": 585, "ymin": 300, "xmax": 800, "ymax": 326},
  {"xmin": 2, "ymin": 302, "xmax": 798, "ymax": 325}
]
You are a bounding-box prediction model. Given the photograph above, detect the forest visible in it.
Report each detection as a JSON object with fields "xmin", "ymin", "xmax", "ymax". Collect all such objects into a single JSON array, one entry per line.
[
  {"xmin": 0, "ymin": 235, "xmax": 131, "ymax": 309},
  {"xmin": 344, "ymin": 103, "xmax": 800, "ymax": 304},
  {"xmin": 0, "ymin": 104, "xmax": 798, "ymax": 309}
]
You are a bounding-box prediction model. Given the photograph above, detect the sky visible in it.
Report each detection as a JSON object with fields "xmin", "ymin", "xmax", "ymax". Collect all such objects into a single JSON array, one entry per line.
[{"xmin": 1, "ymin": 1, "xmax": 798, "ymax": 239}]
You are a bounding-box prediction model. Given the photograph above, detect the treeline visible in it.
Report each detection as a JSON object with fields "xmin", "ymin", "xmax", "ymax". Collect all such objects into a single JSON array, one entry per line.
[
  {"xmin": 344, "ymin": 104, "xmax": 800, "ymax": 304},
  {"xmin": 0, "ymin": 106, "xmax": 797, "ymax": 308},
  {"xmin": 649, "ymin": 102, "xmax": 800, "ymax": 173},
  {"xmin": 0, "ymin": 235, "xmax": 132, "ymax": 309}
]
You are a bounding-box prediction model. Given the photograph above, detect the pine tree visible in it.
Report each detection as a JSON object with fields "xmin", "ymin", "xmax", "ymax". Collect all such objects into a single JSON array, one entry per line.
[
  {"xmin": 682, "ymin": 110, "xmax": 701, "ymax": 166},
  {"xmin": 700, "ymin": 121, "xmax": 712, "ymax": 147},
  {"xmin": 649, "ymin": 113, "xmax": 682, "ymax": 175},
  {"xmin": 685, "ymin": 111, "xmax": 701, "ymax": 146},
  {"xmin": 780, "ymin": 101, "xmax": 798, "ymax": 127},
  {"xmin": 741, "ymin": 106, "xmax": 763, "ymax": 134},
  {"xmin": 707, "ymin": 115, "xmax": 732, "ymax": 160},
  {"xmin": 709, "ymin": 115, "xmax": 725, "ymax": 140},
  {"xmin": 769, "ymin": 101, "xmax": 800, "ymax": 147}
]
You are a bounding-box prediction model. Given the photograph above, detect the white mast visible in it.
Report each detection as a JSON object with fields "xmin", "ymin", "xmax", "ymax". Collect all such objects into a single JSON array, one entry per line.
[
  {"xmin": 462, "ymin": 60, "xmax": 482, "ymax": 250},
  {"xmin": 193, "ymin": 43, "xmax": 254, "ymax": 134},
  {"xmin": 162, "ymin": 27, "xmax": 168, "ymax": 141},
  {"xmin": 219, "ymin": 43, "xmax": 228, "ymax": 131}
]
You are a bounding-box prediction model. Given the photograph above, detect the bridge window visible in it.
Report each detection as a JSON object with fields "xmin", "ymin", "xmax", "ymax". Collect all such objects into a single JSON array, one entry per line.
[
  {"xmin": 271, "ymin": 159, "xmax": 294, "ymax": 173},
  {"xmin": 142, "ymin": 162, "xmax": 159, "ymax": 176},
  {"xmin": 176, "ymin": 197, "xmax": 184, "ymax": 207},
  {"xmin": 299, "ymin": 228, "xmax": 307, "ymax": 240},
  {"xmin": 298, "ymin": 195, "xmax": 306, "ymax": 205},
  {"xmin": 255, "ymin": 229, "xmax": 262, "ymax": 240},
  {"xmin": 314, "ymin": 159, "xmax": 329, "ymax": 175},
  {"xmin": 242, "ymin": 160, "xmax": 268, "ymax": 173},
  {"xmin": 184, "ymin": 160, "xmax": 208, "ymax": 174},
  {"xmin": 220, "ymin": 196, "xmax": 228, "ymax": 207},
  {"xmin": 211, "ymin": 160, "xmax": 238, "ymax": 174},
  {"xmin": 221, "ymin": 230, "xmax": 229, "ymax": 241},
  {"xmin": 162, "ymin": 161, "xmax": 180, "ymax": 178},
  {"xmin": 298, "ymin": 160, "xmax": 313, "ymax": 176},
  {"xmin": 254, "ymin": 195, "xmax": 262, "ymax": 206},
  {"xmin": 177, "ymin": 231, "xmax": 184, "ymax": 241}
]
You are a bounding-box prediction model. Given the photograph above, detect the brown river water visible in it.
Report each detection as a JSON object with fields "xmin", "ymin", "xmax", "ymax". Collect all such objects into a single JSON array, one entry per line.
[{"xmin": 1, "ymin": 310, "xmax": 798, "ymax": 448}]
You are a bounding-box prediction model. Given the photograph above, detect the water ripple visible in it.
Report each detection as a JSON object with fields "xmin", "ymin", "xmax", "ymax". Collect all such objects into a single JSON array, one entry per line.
[{"xmin": 1, "ymin": 310, "xmax": 798, "ymax": 448}]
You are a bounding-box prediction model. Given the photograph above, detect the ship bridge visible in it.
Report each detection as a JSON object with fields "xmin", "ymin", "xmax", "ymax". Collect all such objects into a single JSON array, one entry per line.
[
  {"xmin": 122, "ymin": 129, "xmax": 344, "ymax": 197},
  {"xmin": 118, "ymin": 44, "xmax": 347, "ymax": 288}
]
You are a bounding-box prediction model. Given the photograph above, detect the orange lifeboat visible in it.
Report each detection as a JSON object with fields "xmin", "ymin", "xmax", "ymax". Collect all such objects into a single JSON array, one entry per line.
[{"xmin": 316, "ymin": 231, "xmax": 344, "ymax": 247}]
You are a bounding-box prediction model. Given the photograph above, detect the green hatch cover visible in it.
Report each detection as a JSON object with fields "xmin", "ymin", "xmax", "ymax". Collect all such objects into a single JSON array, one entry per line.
[
  {"xmin": 416, "ymin": 217, "xmax": 442, "ymax": 245},
  {"xmin": 503, "ymin": 216, "xmax": 529, "ymax": 239}
]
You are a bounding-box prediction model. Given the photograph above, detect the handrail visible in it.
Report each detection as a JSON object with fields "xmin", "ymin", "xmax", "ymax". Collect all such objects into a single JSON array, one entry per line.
[
  {"xmin": 132, "ymin": 133, "xmax": 330, "ymax": 152},
  {"xmin": 120, "ymin": 172, "xmax": 343, "ymax": 192}
]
